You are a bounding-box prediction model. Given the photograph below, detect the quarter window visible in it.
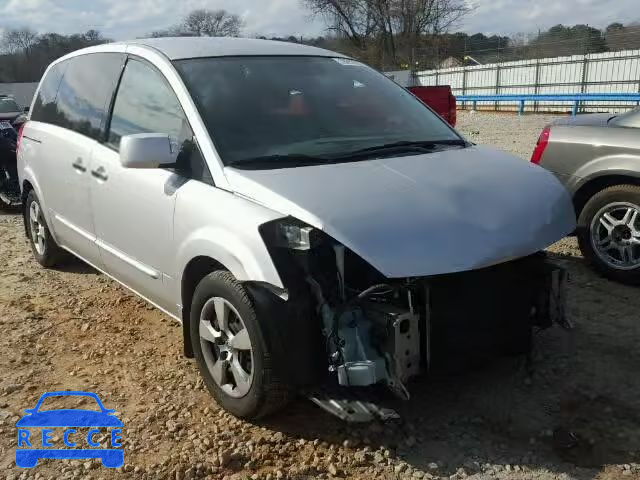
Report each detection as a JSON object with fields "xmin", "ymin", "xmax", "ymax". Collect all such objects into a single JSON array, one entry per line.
[
  {"xmin": 30, "ymin": 62, "xmax": 67, "ymax": 124},
  {"xmin": 51, "ymin": 53, "xmax": 124, "ymax": 140}
]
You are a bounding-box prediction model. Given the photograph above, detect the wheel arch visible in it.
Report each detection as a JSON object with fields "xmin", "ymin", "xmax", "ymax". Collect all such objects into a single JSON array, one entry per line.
[
  {"xmin": 21, "ymin": 179, "xmax": 35, "ymax": 237},
  {"xmin": 19, "ymin": 169, "xmax": 59, "ymax": 243},
  {"xmin": 178, "ymin": 254, "xmax": 286, "ymax": 358},
  {"xmin": 573, "ymin": 173, "xmax": 640, "ymax": 219},
  {"xmin": 180, "ymin": 255, "xmax": 228, "ymax": 358},
  {"xmin": 181, "ymin": 255, "xmax": 324, "ymax": 388},
  {"xmin": 175, "ymin": 226, "xmax": 285, "ymax": 357}
]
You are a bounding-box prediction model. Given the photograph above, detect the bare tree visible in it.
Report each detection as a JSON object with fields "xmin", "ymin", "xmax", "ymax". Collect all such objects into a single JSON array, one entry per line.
[
  {"xmin": 302, "ymin": 0, "xmax": 469, "ymax": 67},
  {"xmin": 152, "ymin": 9, "xmax": 243, "ymax": 38},
  {"xmin": 1, "ymin": 27, "xmax": 38, "ymax": 55},
  {"xmin": 1, "ymin": 29, "xmax": 110, "ymax": 82},
  {"xmin": 183, "ymin": 9, "xmax": 243, "ymax": 37},
  {"xmin": 302, "ymin": 0, "xmax": 376, "ymax": 49}
]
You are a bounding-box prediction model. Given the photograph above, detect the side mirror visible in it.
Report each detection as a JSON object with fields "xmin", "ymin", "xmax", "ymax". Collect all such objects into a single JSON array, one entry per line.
[
  {"xmin": 23, "ymin": 106, "xmax": 29, "ymax": 113},
  {"xmin": 120, "ymin": 133, "xmax": 174, "ymax": 169}
]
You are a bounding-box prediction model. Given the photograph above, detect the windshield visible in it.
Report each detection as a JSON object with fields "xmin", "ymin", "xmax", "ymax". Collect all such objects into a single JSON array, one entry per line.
[
  {"xmin": 0, "ymin": 97, "xmax": 20, "ymax": 113},
  {"xmin": 174, "ymin": 56, "xmax": 462, "ymax": 167}
]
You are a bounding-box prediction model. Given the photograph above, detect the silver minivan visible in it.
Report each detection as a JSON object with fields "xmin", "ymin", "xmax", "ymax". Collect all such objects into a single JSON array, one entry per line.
[{"xmin": 18, "ymin": 37, "xmax": 575, "ymax": 420}]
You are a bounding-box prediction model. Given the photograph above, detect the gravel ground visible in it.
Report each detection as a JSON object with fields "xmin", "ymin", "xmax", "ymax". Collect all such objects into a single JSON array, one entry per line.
[
  {"xmin": 456, "ymin": 111, "xmax": 560, "ymax": 160},
  {"xmin": 1, "ymin": 112, "xmax": 640, "ymax": 480}
]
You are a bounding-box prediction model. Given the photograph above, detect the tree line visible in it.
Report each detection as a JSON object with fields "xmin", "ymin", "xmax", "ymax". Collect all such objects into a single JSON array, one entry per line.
[
  {"xmin": 2, "ymin": 3, "xmax": 640, "ymax": 83},
  {"xmin": 0, "ymin": 9, "xmax": 243, "ymax": 83},
  {"xmin": 0, "ymin": 30, "xmax": 109, "ymax": 82}
]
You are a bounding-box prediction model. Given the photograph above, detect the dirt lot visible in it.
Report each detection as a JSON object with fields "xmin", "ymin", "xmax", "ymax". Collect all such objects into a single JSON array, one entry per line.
[{"xmin": 1, "ymin": 112, "xmax": 639, "ymax": 480}]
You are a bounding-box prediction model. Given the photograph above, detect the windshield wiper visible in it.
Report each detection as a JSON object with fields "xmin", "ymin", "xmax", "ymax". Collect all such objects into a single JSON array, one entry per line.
[
  {"xmin": 228, "ymin": 139, "xmax": 467, "ymax": 169},
  {"xmin": 355, "ymin": 139, "xmax": 466, "ymax": 153},
  {"xmin": 332, "ymin": 139, "xmax": 467, "ymax": 160},
  {"xmin": 228, "ymin": 153, "xmax": 330, "ymax": 169}
]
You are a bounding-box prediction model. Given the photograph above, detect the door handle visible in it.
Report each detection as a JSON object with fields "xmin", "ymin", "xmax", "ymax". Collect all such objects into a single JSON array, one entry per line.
[
  {"xmin": 72, "ymin": 158, "xmax": 87, "ymax": 172},
  {"xmin": 91, "ymin": 166, "xmax": 108, "ymax": 181}
]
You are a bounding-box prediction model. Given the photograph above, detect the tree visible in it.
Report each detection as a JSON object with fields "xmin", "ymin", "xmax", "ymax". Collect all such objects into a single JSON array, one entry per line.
[
  {"xmin": 1, "ymin": 27, "xmax": 38, "ymax": 55},
  {"xmin": 301, "ymin": 0, "xmax": 469, "ymax": 68},
  {"xmin": 606, "ymin": 22, "xmax": 624, "ymax": 33},
  {"xmin": 530, "ymin": 24, "xmax": 606, "ymax": 57},
  {"xmin": 152, "ymin": 9, "xmax": 243, "ymax": 38},
  {"xmin": 0, "ymin": 29, "xmax": 110, "ymax": 82},
  {"xmin": 605, "ymin": 22, "xmax": 640, "ymax": 52},
  {"xmin": 183, "ymin": 9, "xmax": 243, "ymax": 37}
]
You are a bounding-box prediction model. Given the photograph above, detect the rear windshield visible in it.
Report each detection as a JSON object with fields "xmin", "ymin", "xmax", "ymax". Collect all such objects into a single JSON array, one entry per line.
[
  {"xmin": 0, "ymin": 98, "xmax": 20, "ymax": 113},
  {"xmin": 174, "ymin": 56, "xmax": 460, "ymax": 166}
]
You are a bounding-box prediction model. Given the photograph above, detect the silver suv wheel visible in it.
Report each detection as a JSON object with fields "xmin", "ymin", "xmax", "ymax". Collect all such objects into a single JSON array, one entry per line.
[
  {"xmin": 199, "ymin": 297, "xmax": 254, "ymax": 398},
  {"xmin": 28, "ymin": 200, "xmax": 46, "ymax": 255},
  {"xmin": 190, "ymin": 271, "xmax": 292, "ymax": 418},
  {"xmin": 25, "ymin": 190, "xmax": 64, "ymax": 268}
]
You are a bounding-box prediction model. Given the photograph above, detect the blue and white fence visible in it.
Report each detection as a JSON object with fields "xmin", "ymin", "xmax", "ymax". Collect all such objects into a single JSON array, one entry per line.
[
  {"xmin": 415, "ymin": 49, "xmax": 640, "ymax": 113},
  {"xmin": 458, "ymin": 93, "xmax": 640, "ymax": 116}
]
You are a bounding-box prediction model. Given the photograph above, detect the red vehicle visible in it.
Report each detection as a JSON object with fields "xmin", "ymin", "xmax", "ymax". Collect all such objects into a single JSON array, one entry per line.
[{"xmin": 408, "ymin": 86, "xmax": 457, "ymax": 127}]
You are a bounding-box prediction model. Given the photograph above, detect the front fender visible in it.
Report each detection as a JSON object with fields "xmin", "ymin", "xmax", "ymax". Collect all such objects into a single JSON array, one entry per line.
[
  {"xmin": 172, "ymin": 181, "xmax": 287, "ymax": 306},
  {"xmin": 175, "ymin": 225, "xmax": 284, "ymax": 290}
]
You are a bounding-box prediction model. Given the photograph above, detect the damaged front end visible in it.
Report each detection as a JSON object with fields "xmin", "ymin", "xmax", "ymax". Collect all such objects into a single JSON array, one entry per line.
[{"xmin": 260, "ymin": 217, "xmax": 569, "ymax": 419}]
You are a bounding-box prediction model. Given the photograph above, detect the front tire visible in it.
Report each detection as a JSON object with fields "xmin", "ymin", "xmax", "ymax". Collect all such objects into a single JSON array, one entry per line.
[
  {"xmin": 24, "ymin": 190, "xmax": 64, "ymax": 267},
  {"xmin": 190, "ymin": 271, "xmax": 291, "ymax": 419},
  {"xmin": 577, "ymin": 185, "xmax": 640, "ymax": 285}
]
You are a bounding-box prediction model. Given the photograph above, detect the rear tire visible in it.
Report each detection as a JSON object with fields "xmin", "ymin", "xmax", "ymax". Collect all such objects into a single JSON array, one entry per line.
[
  {"xmin": 24, "ymin": 190, "xmax": 65, "ymax": 267},
  {"xmin": 577, "ymin": 184, "xmax": 640, "ymax": 285},
  {"xmin": 190, "ymin": 271, "xmax": 291, "ymax": 419}
]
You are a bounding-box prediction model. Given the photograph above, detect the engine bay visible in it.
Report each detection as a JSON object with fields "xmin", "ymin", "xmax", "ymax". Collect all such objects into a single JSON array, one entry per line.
[{"xmin": 261, "ymin": 219, "xmax": 569, "ymax": 404}]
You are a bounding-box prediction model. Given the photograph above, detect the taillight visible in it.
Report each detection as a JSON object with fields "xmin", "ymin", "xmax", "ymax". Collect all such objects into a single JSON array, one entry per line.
[
  {"xmin": 16, "ymin": 123, "xmax": 25, "ymax": 153},
  {"xmin": 530, "ymin": 127, "xmax": 550, "ymax": 164}
]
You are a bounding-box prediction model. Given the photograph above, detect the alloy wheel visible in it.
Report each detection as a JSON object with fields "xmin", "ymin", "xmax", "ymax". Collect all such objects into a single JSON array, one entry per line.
[
  {"xmin": 29, "ymin": 200, "xmax": 46, "ymax": 255},
  {"xmin": 199, "ymin": 297, "xmax": 254, "ymax": 398},
  {"xmin": 590, "ymin": 202, "xmax": 640, "ymax": 270}
]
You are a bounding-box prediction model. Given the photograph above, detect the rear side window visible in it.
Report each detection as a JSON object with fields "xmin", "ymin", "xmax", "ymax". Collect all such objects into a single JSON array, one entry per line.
[
  {"xmin": 31, "ymin": 62, "xmax": 67, "ymax": 123},
  {"xmin": 50, "ymin": 53, "xmax": 124, "ymax": 140}
]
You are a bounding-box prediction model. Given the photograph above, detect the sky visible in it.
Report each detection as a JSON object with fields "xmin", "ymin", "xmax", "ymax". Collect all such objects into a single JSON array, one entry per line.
[{"xmin": 0, "ymin": 0, "xmax": 637, "ymax": 40}]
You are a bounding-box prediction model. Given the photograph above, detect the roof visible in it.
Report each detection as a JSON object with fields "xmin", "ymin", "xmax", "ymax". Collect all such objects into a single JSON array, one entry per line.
[{"xmin": 118, "ymin": 37, "xmax": 347, "ymax": 61}]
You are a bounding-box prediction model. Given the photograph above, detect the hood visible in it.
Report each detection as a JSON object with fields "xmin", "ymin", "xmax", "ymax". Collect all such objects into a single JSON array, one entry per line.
[
  {"xmin": 225, "ymin": 145, "xmax": 575, "ymax": 278},
  {"xmin": 552, "ymin": 113, "xmax": 614, "ymax": 127}
]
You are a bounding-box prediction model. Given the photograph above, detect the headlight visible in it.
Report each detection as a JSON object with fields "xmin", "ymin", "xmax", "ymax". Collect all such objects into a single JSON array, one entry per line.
[
  {"xmin": 261, "ymin": 218, "xmax": 323, "ymax": 250},
  {"xmin": 276, "ymin": 220, "xmax": 321, "ymax": 250}
]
